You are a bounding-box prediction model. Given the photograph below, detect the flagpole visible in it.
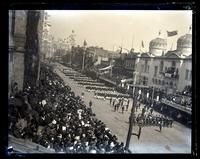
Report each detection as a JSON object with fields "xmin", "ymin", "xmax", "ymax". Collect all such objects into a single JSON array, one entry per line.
[
  {"xmin": 131, "ymin": 35, "xmax": 134, "ymax": 49},
  {"xmin": 121, "ymin": 37, "xmax": 124, "ymax": 50}
]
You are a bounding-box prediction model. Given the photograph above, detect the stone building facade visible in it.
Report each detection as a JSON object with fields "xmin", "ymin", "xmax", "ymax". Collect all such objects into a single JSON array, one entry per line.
[{"xmin": 9, "ymin": 10, "xmax": 44, "ymax": 96}]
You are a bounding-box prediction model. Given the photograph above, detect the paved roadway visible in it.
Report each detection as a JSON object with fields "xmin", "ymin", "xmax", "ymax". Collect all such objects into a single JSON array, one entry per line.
[{"xmin": 54, "ymin": 63, "xmax": 191, "ymax": 153}]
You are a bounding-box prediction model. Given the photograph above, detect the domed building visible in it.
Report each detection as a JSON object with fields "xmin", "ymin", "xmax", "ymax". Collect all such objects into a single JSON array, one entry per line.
[
  {"xmin": 149, "ymin": 38, "xmax": 167, "ymax": 56},
  {"xmin": 177, "ymin": 33, "xmax": 192, "ymax": 56}
]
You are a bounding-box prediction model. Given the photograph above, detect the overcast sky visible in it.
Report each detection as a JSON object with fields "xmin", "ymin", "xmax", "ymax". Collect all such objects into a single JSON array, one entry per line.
[{"xmin": 46, "ymin": 10, "xmax": 192, "ymax": 52}]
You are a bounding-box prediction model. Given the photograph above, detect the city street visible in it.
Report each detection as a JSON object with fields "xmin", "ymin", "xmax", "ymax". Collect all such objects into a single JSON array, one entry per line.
[
  {"xmin": 54, "ymin": 63, "xmax": 191, "ymax": 153},
  {"xmin": 8, "ymin": 10, "xmax": 194, "ymax": 154}
]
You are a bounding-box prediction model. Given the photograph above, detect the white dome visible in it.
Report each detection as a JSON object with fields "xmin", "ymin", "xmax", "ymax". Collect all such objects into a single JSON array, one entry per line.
[
  {"xmin": 177, "ymin": 34, "xmax": 192, "ymax": 56},
  {"xmin": 149, "ymin": 38, "xmax": 167, "ymax": 56}
]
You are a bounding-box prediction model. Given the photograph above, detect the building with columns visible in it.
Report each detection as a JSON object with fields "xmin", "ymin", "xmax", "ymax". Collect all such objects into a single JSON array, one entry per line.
[
  {"xmin": 9, "ymin": 10, "xmax": 44, "ymax": 95},
  {"xmin": 141, "ymin": 33, "xmax": 191, "ymax": 94},
  {"xmin": 122, "ymin": 31, "xmax": 192, "ymax": 94}
]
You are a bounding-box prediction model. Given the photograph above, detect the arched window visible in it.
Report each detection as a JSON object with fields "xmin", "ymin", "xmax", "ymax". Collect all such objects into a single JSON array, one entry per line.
[{"xmin": 160, "ymin": 61, "xmax": 164, "ymax": 72}]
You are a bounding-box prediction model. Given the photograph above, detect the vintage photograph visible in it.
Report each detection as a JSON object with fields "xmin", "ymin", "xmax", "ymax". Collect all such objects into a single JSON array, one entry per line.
[{"xmin": 8, "ymin": 10, "xmax": 192, "ymax": 154}]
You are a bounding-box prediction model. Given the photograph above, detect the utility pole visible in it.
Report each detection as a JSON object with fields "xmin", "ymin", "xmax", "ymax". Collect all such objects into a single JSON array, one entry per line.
[
  {"xmin": 151, "ymin": 86, "xmax": 155, "ymax": 107},
  {"xmin": 131, "ymin": 35, "xmax": 134, "ymax": 49},
  {"xmin": 82, "ymin": 48, "xmax": 85, "ymax": 72},
  {"xmin": 125, "ymin": 70, "xmax": 137, "ymax": 149},
  {"xmin": 82, "ymin": 40, "xmax": 87, "ymax": 72},
  {"xmin": 110, "ymin": 45, "xmax": 115, "ymax": 78},
  {"xmin": 125, "ymin": 55, "xmax": 140, "ymax": 150}
]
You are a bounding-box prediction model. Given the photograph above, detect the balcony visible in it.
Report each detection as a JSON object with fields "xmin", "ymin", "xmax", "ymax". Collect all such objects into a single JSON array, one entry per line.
[{"xmin": 164, "ymin": 67, "xmax": 179, "ymax": 79}]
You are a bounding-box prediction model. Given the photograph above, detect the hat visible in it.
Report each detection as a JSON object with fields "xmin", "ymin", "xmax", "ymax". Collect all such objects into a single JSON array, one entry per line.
[
  {"xmin": 85, "ymin": 142, "xmax": 89, "ymax": 146},
  {"xmin": 52, "ymin": 120, "xmax": 57, "ymax": 124},
  {"xmin": 75, "ymin": 136, "xmax": 80, "ymax": 140},
  {"xmin": 90, "ymin": 149, "xmax": 97, "ymax": 153},
  {"xmin": 42, "ymin": 100, "xmax": 47, "ymax": 106},
  {"xmin": 81, "ymin": 121, "xmax": 85, "ymax": 126},
  {"xmin": 62, "ymin": 126, "xmax": 66, "ymax": 131},
  {"xmin": 110, "ymin": 142, "xmax": 115, "ymax": 147}
]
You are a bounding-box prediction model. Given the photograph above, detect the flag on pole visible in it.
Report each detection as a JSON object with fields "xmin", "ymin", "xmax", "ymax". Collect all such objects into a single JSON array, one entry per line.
[
  {"xmin": 189, "ymin": 25, "xmax": 192, "ymax": 31},
  {"xmin": 167, "ymin": 30, "xmax": 178, "ymax": 37},
  {"xmin": 141, "ymin": 40, "xmax": 144, "ymax": 48},
  {"xmin": 83, "ymin": 40, "xmax": 87, "ymax": 46},
  {"xmin": 158, "ymin": 30, "xmax": 161, "ymax": 36},
  {"xmin": 189, "ymin": 25, "xmax": 192, "ymax": 34},
  {"xmin": 119, "ymin": 47, "xmax": 122, "ymax": 54}
]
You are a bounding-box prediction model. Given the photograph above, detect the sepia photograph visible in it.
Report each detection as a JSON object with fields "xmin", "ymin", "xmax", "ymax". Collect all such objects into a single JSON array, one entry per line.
[{"xmin": 8, "ymin": 9, "xmax": 193, "ymax": 154}]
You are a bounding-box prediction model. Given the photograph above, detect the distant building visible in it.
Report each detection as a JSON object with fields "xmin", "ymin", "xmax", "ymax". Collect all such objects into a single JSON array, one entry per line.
[
  {"xmin": 87, "ymin": 46, "xmax": 120, "ymax": 67},
  {"xmin": 41, "ymin": 12, "xmax": 53, "ymax": 59}
]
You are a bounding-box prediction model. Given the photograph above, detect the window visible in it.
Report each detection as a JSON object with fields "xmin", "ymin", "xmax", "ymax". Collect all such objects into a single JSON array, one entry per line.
[
  {"xmin": 172, "ymin": 61, "xmax": 176, "ymax": 68},
  {"xmin": 165, "ymin": 67, "xmax": 167, "ymax": 72},
  {"xmin": 141, "ymin": 65, "xmax": 144, "ymax": 72},
  {"xmin": 147, "ymin": 65, "xmax": 150, "ymax": 73},
  {"xmin": 145, "ymin": 60, "xmax": 148, "ymax": 72},
  {"xmin": 160, "ymin": 61, "xmax": 164, "ymax": 72},
  {"xmin": 185, "ymin": 69, "xmax": 189, "ymax": 80},
  {"xmin": 190, "ymin": 71, "xmax": 192, "ymax": 80},
  {"xmin": 159, "ymin": 80, "xmax": 161, "ymax": 85},
  {"xmin": 174, "ymin": 83, "xmax": 177, "ymax": 87},
  {"xmin": 155, "ymin": 79, "xmax": 157, "ymax": 85},
  {"xmin": 154, "ymin": 66, "xmax": 158, "ymax": 77},
  {"xmin": 162, "ymin": 81, "xmax": 165, "ymax": 85}
]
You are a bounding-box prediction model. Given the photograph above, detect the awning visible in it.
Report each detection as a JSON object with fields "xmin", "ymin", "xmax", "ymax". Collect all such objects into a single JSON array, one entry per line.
[
  {"xmin": 99, "ymin": 65, "xmax": 113, "ymax": 71},
  {"xmin": 121, "ymin": 78, "xmax": 133, "ymax": 83}
]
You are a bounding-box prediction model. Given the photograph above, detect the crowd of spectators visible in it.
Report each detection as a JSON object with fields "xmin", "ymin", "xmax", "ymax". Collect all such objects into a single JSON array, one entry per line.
[
  {"xmin": 8, "ymin": 64, "xmax": 130, "ymax": 153},
  {"xmin": 162, "ymin": 94, "xmax": 192, "ymax": 108}
]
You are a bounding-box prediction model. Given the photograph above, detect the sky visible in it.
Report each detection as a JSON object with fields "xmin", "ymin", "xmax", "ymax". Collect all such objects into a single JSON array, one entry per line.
[{"xmin": 46, "ymin": 10, "xmax": 192, "ymax": 52}]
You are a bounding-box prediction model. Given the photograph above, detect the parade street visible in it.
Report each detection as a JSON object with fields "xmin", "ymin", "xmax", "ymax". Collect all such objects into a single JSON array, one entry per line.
[{"xmin": 54, "ymin": 63, "xmax": 191, "ymax": 153}]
